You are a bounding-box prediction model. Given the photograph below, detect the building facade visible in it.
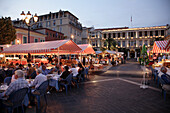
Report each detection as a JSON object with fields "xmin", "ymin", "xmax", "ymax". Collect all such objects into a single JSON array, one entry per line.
[
  {"xmin": 101, "ymin": 25, "xmax": 170, "ymax": 58},
  {"xmin": 11, "ymin": 27, "xmax": 46, "ymax": 45},
  {"xmin": 82, "ymin": 27, "xmax": 102, "ymax": 51},
  {"xmin": 12, "ymin": 10, "xmax": 83, "ymax": 44},
  {"xmin": 35, "ymin": 28, "xmax": 64, "ymax": 41}
]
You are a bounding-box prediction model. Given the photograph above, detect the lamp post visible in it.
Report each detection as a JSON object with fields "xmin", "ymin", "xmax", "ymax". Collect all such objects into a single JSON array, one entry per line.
[
  {"xmin": 20, "ymin": 11, "xmax": 38, "ymax": 43},
  {"xmin": 71, "ymin": 34, "xmax": 74, "ymax": 41},
  {"xmin": 17, "ymin": 39, "xmax": 19, "ymax": 44}
]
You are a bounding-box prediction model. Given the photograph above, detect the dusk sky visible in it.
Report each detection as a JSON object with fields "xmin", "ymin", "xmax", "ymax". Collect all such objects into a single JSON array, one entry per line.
[{"xmin": 0, "ymin": 0, "xmax": 169, "ymax": 28}]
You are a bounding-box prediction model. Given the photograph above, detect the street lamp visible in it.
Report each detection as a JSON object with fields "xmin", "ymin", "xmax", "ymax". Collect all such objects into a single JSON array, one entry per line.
[
  {"xmin": 71, "ymin": 34, "xmax": 74, "ymax": 40},
  {"xmin": 20, "ymin": 11, "xmax": 38, "ymax": 43},
  {"xmin": 17, "ymin": 39, "xmax": 19, "ymax": 44}
]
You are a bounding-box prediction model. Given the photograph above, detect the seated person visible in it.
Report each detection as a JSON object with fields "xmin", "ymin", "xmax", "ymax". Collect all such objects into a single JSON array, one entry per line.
[
  {"xmin": 77, "ymin": 63, "xmax": 85, "ymax": 81},
  {"xmin": 78, "ymin": 63, "xmax": 85, "ymax": 75},
  {"xmin": 161, "ymin": 66, "xmax": 170, "ymax": 84},
  {"xmin": 7, "ymin": 62, "xmax": 15, "ymax": 69},
  {"xmin": 29, "ymin": 69, "xmax": 47, "ymax": 89},
  {"xmin": 59, "ymin": 66, "xmax": 70, "ymax": 80},
  {"xmin": 16, "ymin": 64, "xmax": 24, "ymax": 70},
  {"xmin": 0, "ymin": 70, "xmax": 29, "ymax": 98},
  {"xmin": 69, "ymin": 64, "xmax": 78, "ymax": 77},
  {"xmin": 41, "ymin": 65, "xmax": 55, "ymax": 75},
  {"xmin": 27, "ymin": 64, "xmax": 35, "ymax": 79}
]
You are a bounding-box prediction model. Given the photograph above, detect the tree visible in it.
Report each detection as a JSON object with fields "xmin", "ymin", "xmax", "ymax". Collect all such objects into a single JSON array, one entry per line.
[
  {"xmin": 0, "ymin": 17, "xmax": 16, "ymax": 44},
  {"xmin": 105, "ymin": 38, "xmax": 117, "ymax": 50}
]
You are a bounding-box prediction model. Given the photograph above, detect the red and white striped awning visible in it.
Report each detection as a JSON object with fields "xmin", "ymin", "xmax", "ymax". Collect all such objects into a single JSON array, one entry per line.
[
  {"xmin": 155, "ymin": 40, "xmax": 169, "ymax": 50},
  {"xmin": 2, "ymin": 40, "xmax": 82, "ymax": 54},
  {"xmin": 77, "ymin": 44, "xmax": 95, "ymax": 54},
  {"xmin": 152, "ymin": 40, "xmax": 170, "ymax": 53}
]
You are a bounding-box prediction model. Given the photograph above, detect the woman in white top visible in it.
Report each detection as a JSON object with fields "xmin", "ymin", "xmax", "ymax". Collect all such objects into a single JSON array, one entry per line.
[{"xmin": 69, "ymin": 64, "xmax": 78, "ymax": 77}]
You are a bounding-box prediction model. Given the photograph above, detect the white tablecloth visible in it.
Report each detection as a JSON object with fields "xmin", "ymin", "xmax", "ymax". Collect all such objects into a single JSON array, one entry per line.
[{"xmin": 48, "ymin": 74, "xmax": 61, "ymax": 91}]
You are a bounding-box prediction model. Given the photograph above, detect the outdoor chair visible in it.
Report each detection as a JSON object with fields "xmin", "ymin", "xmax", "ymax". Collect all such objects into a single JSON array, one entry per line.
[
  {"xmin": 72, "ymin": 74, "xmax": 79, "ymax": 88},
  {"xmin": 158, "ymin": 75, "xmax": 170, "ymax": 101},
  {"xmin": 4, "ymin": 77, "xmax": 12, "ymax": 85},
  {"xmin": 77, "ymin": 69, "xmax": 85, "ymax": 82},
  {"xmin": 85, "ymin": 67, "xmax": 89, "ymax": 78},
  {"xmin": 59, "ymin": 73, "xmax": 73, "ymax": 95},
  {"xmin": 32, "ymin": 80, "xmax": 49, "ymax": 110},
  {"xmin": 2, "ymin": 88, "xmax": 28, "ymax": 113},
  {"xmin": 0, "ymin": 69, "xmax": 6, "ymax": 83},
  {"xmin": 153, "ymin": 69, "xmax": 158, "ymax": 82},
  {"xmin": 5, "ymin": 70, "xmax": 13, "ymax": 77},
  {"xmin": 162, "ymin": 84, "xmax": 170, "ymax": 101}
]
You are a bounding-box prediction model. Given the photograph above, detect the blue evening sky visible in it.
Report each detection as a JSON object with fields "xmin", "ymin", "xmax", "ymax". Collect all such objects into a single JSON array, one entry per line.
[{"xmin": 0, "ymin": 0, "xmax": 169, "ymax": 28}]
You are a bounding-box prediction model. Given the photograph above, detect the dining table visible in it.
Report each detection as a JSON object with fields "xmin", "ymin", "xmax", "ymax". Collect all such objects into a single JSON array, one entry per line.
[{"xmin": 47, "ymin": 73, "xmax": 61, "ymax": 91}]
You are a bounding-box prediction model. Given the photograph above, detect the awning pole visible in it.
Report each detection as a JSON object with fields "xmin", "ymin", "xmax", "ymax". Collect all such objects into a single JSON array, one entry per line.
[
  {"xmin": 80, "ymin": 52, "xmax": 82, "ymax": 63},
  {"xmin": 58, "ymin": 47, "xmax": 60, "ymax": 65},
  {"xmin": 33, "ymin": 55, "xmax": 35, "ymax": 64}
]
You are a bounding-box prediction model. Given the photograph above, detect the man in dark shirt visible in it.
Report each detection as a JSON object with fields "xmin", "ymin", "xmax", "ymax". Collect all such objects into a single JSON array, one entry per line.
[{"xmin": 60, "ymin": 66, "xmax": 70, "ymax": 80}]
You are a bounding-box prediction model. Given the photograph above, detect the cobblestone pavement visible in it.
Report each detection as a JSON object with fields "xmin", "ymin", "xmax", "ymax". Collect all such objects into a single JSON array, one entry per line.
[{"xmin": 27, "ymin": 61, "xmax": 170, "ymax": 113}]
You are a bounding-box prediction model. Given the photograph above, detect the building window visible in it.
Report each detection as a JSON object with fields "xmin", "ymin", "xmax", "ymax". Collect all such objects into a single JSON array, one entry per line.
[
  {"xmin": 145, "ymin": 31, "xmax": 147, "ymax": 36},
  {"xmin": 34, "ymin": 39, "xmax": 38, "ymax": 43},
  {"xmin": 131, "ymin": 41, "xmax": 134, "ymax": 46},
  {"xmin": 74, "ymin": 30, "xmax": 76, "ymax": 35},
  {"xmin": 53, "ymin": 28, "xmax": 55, "ymax": 31},
  {"xmin": 44, "ymin": 16, "xmax": 47, "ymax": 20},
  {"xmin": 56, "ymin": 13, "xmax": 58, "ymax": 18},
  {"xmin": 122, "ymin": 32, "xmax": 125, "ymax": 37},
  {"xmin": 96, "ymin": 40, "xmax": 98, "ymax": 47},
  {"xmin": 134, "ymin": 40, "xmax": 136, "ymax": 46},
  {"xmin": 128, "ymin": 41, "xmax": 130, "ymax": 46},
  {"xmin": 48, "ymin": 15, "xmax": 51, "ymax": 20},
  {"xmin": 155, "ymin": 30, "xmax": 158, "ymax": 36},
  {"xmin": 46, "ymin": 32, "xmax": 48, "ymax": 36},
  {"xmin": 139, "ymin": 31, "xmax": 142, "ymax": 37},
  {"xmin": 113, "ymin": 33, "xmax": 116, "ymax": 38},
  {"xmin": 161, "ymin": 30, "xmax": 164, "ymax": 36},
  {"xmin": 118, "ymin": 41, "xmax": 121, "ymax": 46},
  {"xmin": 122, "ymin": 41, "xmax": 125, "ymax": 47},
  {"xmin": 128, "ymin": 32, "xmax": 130, "ymax": 37},
  {"xmin": 103, "ymin": 34, "xmax": 107, "ymax": 38},
  {"xmin": 40, "ymin": 39, "xmax": 43, "ymax": 42},
  {"xmin": 39, "ymin": 17, "xmax": 42, "ymax": 21},
  {"xmin": 53, "ymin": 34, "xmax": 55, "ymax": 37},
  {"xmin": 108, "ymin": 33, "xmax": 111, "ymax": 38},
  {"xmin": 150, "ymin": 31, "xmax": 153, "ymax": 36},
  {"xmin": 53, "ymin": 20, "xmax": 55, "ymax": 26},
  {"xmin": 118, "ymin": 33, "xmax": 120, "ymax": 38},
  {"xmin": 131, "ymin": 32, "xmax": 134, "ymax": 37},
  {"xmin": 139, "ymin": 40, "xmax": 142, "ymax": 46},
  {"xmin": 23, "ymin": 36, "xmax": 27, "ymax": 43},
  {"xmin": 145, "ymin": 40, "xmax": 148, "ymax": 46},
  {"xmin": 60, "ymin": 19, "xmax": 62, "ymax": 25},
  {"xmin": 59, "ymin": 27, "xmax": 62, "ymax": 32},
  {"xmin": 46, "ymin": 21, "xmax": 50, "ymax": 27},
  {"xmin": 70, "ymin": 27, "xmax": 72, "ymax": 33}
]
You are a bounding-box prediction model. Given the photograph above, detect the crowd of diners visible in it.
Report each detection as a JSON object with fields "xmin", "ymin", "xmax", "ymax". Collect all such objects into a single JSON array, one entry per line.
[{"xmin": 0, "ymin": 55, "xmax": 87, "ymax": 112}]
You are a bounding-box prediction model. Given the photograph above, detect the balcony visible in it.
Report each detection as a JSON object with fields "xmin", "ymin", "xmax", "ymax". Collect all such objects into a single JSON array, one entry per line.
[{"xmin": 69, "ymin": 21, "xmax": 82, "ymax": 30}]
